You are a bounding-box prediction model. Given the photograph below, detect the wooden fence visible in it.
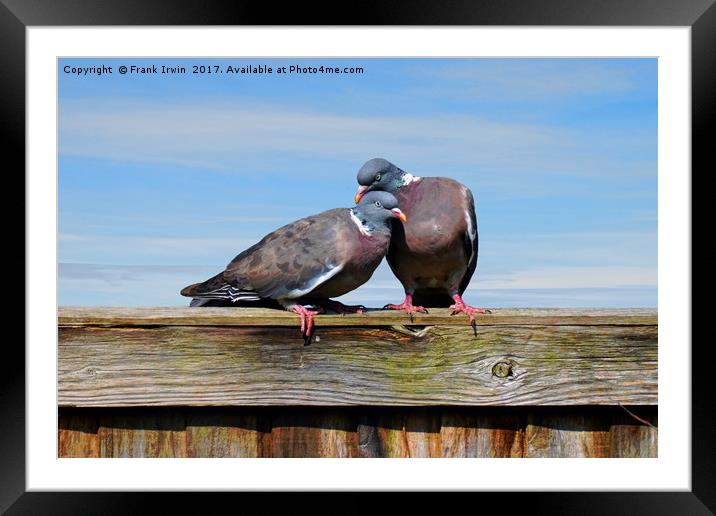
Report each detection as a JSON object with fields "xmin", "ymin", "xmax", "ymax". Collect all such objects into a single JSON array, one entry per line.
[{"xmin": 58, "ymin": 307, "xmax": 657, "ymax": 458}]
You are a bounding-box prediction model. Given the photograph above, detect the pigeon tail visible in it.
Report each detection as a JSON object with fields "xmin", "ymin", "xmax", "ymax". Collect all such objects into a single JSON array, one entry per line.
[
  {"xmin": 181, "ymin": 282, "xmax": 205, "ymax": 297},
  {"xmin": 180, "ymin": 272, "xmax": 260, "ymax": 302}
]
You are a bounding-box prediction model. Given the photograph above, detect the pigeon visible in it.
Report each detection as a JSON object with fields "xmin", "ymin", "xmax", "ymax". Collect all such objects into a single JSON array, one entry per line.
[
  {"xmin": 180, "ymin": 191, "xmax": 407, "ymax": 344},
  {"xmin": 355, "ymin": 158, "xmax": 488, "ymax": 330}
]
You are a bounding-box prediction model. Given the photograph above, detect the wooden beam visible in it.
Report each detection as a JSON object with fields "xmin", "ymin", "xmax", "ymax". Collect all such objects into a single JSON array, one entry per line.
[
  {"xmin": 58, "ymin": 307, "xmax": 657, "ymax": 407},
  {"xmin": 58, "ymin": 307, "xmax": 657, "ymax": 327}
]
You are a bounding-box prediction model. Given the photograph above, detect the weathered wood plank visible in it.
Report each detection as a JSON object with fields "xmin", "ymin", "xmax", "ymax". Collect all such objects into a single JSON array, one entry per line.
[
  {"xmin": 356, "ymin": 409, "xmax": 443, "ymax": 458},
  {"xmin": 356, "ymin": 411, "xmax": 409, "ymax": 457},
  {"xmin": 525, "ymin": 409, "xmax": 612, "ymax": 457},
  {"xmin": 57, "ymin": 407, "xmax": 657, "ymax": 458},
  {"xmin": 58, "ymin": 307, "xmax": 657, "ymax": 327},
  {"xmin": 58, "ymin": 409, "xmax": 100, "ymax": 458},
  {"xmin": 98, "ymin": 411, "xmax": 187, "ymax": 458},
  {"xmin": 404, "ymin": 409, "xmax": 442, "ymax": 458},
  {"xmin": 59, "ymin": 322, "xmax": 657, "ymax": 407},
  {"xmin": 610, "ymin": 408, "xmax": 658, "ymax": 458},
  {"xmin": 440, "ymin": 410, "xmax": 525, "ymax": 457},
  {"xmin": 185, "ymin": 410, "xmax": 266, "ymax": 458},
  {"xmin": 268, "ymin": 409, "xmax": 359, "ymax": 458}
]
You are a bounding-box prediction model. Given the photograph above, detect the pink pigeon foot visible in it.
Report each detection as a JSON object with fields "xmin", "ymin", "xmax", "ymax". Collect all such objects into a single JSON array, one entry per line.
[
  {"xmin": 292, "ymin": 304, "xmax": 323, "ymax": 345},
  {"xmin": 319, "ymin": 299, "xmax": 366, "ymax": 315},
  {"xmin": 450, "ymin": 295, "xmax": 491, "ymax": 336},
  {"xmin": 383, "ymin": 294, "xmax": 429, "ymax": 320}
]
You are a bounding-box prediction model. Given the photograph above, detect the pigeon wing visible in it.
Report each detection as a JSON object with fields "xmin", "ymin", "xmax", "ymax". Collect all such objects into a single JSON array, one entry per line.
[
  {"xmin": 223, "ymin": 209, "xmax": 347, "ymax": 301},
  {"xmin": 458, "ymin": 187, "xmax": 479, "ymax": 296}
]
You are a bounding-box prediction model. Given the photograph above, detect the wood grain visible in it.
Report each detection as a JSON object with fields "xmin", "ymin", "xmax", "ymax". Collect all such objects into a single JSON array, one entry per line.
[{"xmin": 59, "ymin": 323, "xmax": 657, "ymax": 407}]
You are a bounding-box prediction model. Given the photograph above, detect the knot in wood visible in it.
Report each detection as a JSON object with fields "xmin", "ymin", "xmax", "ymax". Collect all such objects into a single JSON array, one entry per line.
[{"xmin": 492, "ymin": 360, "xmax": 514, "ymax": 379}]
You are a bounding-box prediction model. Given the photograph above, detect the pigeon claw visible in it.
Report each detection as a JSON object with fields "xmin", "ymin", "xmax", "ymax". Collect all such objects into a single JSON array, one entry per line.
[
  {"xmin": 383, "ymin": 303, "xmax": 428, "ymax": 314},
  {"xmin": 450, "ymin": 295, "xmax": 489, "ymax": 336},
  {"xmin": 449, "ymin": 303, "xmax": 489, "ymax": 319},
  {"xmin": 383, "ymin": 294, "xmax": 429, "ymax": 320},
  {"xmin": 292, "ymin": 305, "xmax": 323, "ymax": 345}
]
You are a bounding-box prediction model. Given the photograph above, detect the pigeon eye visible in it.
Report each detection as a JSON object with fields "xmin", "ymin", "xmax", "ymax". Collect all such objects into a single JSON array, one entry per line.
[
  {"xmin": 374, "ymin": 201, "xmax": 382, "ymax": 207},
  {"xmin": 375, "ymin": 174, "xmax": 381, "ymax": 181}
]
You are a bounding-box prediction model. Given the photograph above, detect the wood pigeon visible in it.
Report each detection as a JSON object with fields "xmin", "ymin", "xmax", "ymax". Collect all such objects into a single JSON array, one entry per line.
[
  {"xmin": 355, "ymin": 158, "xmax": 488, "ymax": 331},
  {"xmin": 181, "ymin": 191, "xmax": 407, "ymax": 344}
]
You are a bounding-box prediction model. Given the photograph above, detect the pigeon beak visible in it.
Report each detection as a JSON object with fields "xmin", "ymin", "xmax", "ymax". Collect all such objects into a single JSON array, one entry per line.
[
  {"xmin": 354, "ymin": 185, "xmax": 369, "ymax": 203},
  {"xmin": 391, "ymin": 208, "xmax": 408, "ymax": 223}
]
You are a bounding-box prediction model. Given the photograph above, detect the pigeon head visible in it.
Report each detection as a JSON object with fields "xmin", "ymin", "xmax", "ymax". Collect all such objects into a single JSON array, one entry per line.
[
  {"xmin": 353, "ymin": 191, "xmax": 407, "ymax": 228},
  {"xmin": 355, "ymin": 158, "xmax": 408, "ymax": 202}
]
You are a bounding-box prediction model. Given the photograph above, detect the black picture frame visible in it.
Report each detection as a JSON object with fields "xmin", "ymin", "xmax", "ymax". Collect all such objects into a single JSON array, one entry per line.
[{"xmin": 4, "ymin": 0, "xmax": 710, "ymax": 513}]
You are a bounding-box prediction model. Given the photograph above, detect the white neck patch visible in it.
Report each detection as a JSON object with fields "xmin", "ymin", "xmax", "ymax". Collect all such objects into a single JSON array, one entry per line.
[
  {"xmin": 350, "ymin": 209, "xmax": 373, "ymax": 236},
  {"xmin": 402, "ymin": 173, "xmax": 421, "ymax": 186}
]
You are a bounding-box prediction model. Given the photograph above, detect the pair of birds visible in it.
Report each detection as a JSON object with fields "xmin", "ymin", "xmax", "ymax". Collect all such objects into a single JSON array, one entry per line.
[{"xmin": 181, "ymin": 158, "xmax": 488, "ymax": 344}]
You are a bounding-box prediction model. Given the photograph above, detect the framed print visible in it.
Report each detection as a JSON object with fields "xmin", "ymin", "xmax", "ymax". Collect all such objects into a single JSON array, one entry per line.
[{"xmin": 6, "ymin": 0, "xmax": 711, "ymax": 512}]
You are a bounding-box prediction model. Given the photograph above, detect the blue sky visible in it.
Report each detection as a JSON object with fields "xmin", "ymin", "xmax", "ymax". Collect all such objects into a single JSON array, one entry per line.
[{"xmin": 58, "ymin": 58, "xmax": 657, "ymax": 307}]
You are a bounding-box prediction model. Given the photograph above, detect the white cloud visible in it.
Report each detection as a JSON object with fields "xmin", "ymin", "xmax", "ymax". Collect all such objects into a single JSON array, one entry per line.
[
  {"xmin": 60, "ymin": 99, "xmax": 550, "ymax": 162},
  {"xmin": 59, "ymin": 97, "xmax": 655, "ymax": 189}
]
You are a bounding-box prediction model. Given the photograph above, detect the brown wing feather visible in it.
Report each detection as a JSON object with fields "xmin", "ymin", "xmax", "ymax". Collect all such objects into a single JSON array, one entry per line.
[
  {"xmin": 223, "ymin": 209, "xmax": 346, "ymax": 300},
  {"xmin": 458, "ymin": 187, "xmax": 478, "ymax": 296}
]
